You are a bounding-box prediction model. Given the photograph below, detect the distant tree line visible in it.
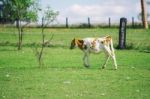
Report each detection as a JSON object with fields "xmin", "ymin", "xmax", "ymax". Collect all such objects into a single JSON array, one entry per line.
[
  {"xmin": 0, "ymin": 0, "xmax": 14, "ymax": 23},
  {"xmin": 0, "ymin": 0, "xmax": 149, "ymax": 28}
]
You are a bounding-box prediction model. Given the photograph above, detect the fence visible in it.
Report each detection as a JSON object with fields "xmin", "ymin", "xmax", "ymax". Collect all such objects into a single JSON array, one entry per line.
[
  {"xmin": 52, "ymin": 17, "xmax": 149, "ymax": 28},
  {"xmin": 0, "ymin": 17, "xmax": 149, "ymax": 28}
]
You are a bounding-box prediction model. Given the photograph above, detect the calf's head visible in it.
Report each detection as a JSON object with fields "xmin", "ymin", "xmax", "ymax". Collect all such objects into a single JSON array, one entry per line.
[{"xmin": 70, "ymin": 38, "xmax": 84, "ymax": 50}]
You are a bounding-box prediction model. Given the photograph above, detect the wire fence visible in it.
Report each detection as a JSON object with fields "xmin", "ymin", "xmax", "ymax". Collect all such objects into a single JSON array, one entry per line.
[
  {"xmin": 0, "ymin": 17, "xmax": 150, "ymax": 28},
  {"xmin": 47, "ymin": 16, "xmax": 150, "ymax": 28}
]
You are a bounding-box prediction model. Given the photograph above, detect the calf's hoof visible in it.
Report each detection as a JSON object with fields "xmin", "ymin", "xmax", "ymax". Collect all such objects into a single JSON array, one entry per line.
[{"xmin": 84, "ymin": 64, "xmax": 90, "ymax": 68}]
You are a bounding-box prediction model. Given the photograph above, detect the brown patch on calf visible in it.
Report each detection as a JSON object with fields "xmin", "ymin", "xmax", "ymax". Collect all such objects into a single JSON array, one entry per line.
[
  {"xmin": 101, "ymin": 36, "xmax": 112, "ymax": 45},
  {"xmin": 70, "ymin": 38, "xmax": 85, "ymax": 50},
  {"xmin": 106, "ymin": 36, "xmax": 112, "ymax": 42},
  {"xmin": 75, "ymin": 39, "xmax": 84, "ymax": 50},
  {"xmin": 91, "ymin": 38, "xmax": 97, "ymax": 48}
]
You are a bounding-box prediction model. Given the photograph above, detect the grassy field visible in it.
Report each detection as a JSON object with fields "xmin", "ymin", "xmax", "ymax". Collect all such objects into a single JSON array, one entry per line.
[{"xmin": 0, "ymin": 27, "xmax": 150, "ymax": 99}]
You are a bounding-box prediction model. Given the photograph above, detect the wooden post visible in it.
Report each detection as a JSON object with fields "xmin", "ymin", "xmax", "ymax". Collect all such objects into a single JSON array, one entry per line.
[
  {"xmin": 108, "ymin": 17, "xmax": 111, "ymax": 28},
  {"xmin": 118, "ymin": 17, "xmax": 127, "ymax": 49},
  {"xmin": 66, "ymin": 17, "xmax": 68, "ymax": 28},
  {"xmin": 88, "ymin": 17, "xmax": 91, "ymax": 28}
]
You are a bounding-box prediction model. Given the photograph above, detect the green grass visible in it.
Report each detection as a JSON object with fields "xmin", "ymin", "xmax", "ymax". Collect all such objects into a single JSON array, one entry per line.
[
  {"xmin": 0, "ymin": 27, "xmax": 150, "ymax": 50},
  {"xmin": 0, "ymin": 28, "xmax": 150, "ymax": 99}
]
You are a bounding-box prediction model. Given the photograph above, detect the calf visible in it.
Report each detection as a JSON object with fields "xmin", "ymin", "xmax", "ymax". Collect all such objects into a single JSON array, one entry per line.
[{"xmin": 70, "ymin": 36, "xmax": 117, "ymax": 70}]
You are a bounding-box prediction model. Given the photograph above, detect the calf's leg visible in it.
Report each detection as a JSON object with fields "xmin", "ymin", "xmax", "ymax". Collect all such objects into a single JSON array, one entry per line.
[
  {"xmin": 103, "ymin": 46, "xmax": 117, "ymax": 70},
  {"xmin": 102, "ymin": 53, "xmax": 110, "ymax": 69},
  {"xmin": 83, "ymin": 52, "xmax": 90, "ymax": 67}
]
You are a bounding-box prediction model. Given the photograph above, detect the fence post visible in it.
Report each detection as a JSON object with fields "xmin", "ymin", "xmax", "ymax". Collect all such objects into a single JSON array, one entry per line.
[
  {"xmin": 118, "ymin": 17, "xmax": 127, "ymax": 49},
  {"xmin": 88, "ymin": 17, "xmax": 91, "ymax": 28},
  {"xmin": 66, "ymin": 17, "xmax": 68, "ymax": 28},
  {"xmin": 132, "ymin": 17, "xmax": 135, "ymax": 28},
  {"xmin": 108, "ymin": 17, "xmax": 111, "ymax": 28}
]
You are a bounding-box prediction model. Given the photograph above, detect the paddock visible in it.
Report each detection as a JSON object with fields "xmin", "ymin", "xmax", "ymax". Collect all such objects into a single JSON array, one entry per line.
[{"xmin": 0, "ymin": 28, "xmax": 150, "ymax": 99}]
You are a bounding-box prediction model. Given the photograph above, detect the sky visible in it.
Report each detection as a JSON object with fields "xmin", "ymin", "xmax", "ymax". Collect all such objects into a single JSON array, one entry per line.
[{"xmin": 39, "ymin": 0, "xmax": 150, "ymax": 24}]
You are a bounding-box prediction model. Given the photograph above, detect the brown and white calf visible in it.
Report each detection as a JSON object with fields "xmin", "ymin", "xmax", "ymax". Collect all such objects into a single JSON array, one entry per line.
[{"xmin": 70, "ymin": 36, "xmax": 117, "ymax": 70}]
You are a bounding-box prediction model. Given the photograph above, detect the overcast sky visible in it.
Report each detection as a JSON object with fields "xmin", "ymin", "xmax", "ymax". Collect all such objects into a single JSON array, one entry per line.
[{"xmin": 39, "ymin": 0, "xmax": 150, "ymax": 24}]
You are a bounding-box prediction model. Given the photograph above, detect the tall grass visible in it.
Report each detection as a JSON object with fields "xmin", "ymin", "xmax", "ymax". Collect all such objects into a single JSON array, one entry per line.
[{"xmin": 0, "ymin": 27, "xmax": 150, "ymax": 51}]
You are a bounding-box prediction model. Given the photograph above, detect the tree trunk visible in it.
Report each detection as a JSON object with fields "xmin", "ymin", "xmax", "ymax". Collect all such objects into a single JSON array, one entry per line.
[
  {"xmin": 141, "ymin": 0, "xmax": 149, "ymax": 29},
  {"xmin": 38, "ymin": 17, "xmax": 45, "ymax": 67},
  {"xmin": 17, "ymin": 20, "xmax": 23, "ymax": 50}
]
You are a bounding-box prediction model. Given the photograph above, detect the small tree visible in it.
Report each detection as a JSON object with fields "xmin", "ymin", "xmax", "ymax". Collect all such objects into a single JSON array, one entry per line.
[
  {"xmin": 5, "ymin": 0, "xmax": 39, "ymax": 50},
  {"xmin": 33, "ymin": 7, "xmax": 59, "ymax": 67}
]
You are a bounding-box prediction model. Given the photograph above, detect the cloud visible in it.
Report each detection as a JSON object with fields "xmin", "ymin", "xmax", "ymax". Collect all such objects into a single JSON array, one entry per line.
[
  {"xmin": 70, "ymin": 4, "xmax": 103, "ymax": 16},
  {"xmin": 57, "ymin": 1, "xmax": 141, "ymax": 24},
  {"xmin": 69, "ymin": 3, "xmax": 140, "ymax": 17}
]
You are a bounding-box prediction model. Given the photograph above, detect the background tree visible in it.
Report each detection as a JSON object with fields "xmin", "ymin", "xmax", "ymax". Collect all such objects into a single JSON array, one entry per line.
[
  {"xmin": 138, "ymin": 12, "xmax": 150, "ymax": 21},
  {"xmin": 33, "ymin": 7, "xmax": 59, "ymax": 67},
  {"xmin": 0, "ymin": 0, "xmax": 14, "ymax": 23},
  {"xmin": 140, "ymin": 0, "xmax": 149, "ymax": 29}
]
